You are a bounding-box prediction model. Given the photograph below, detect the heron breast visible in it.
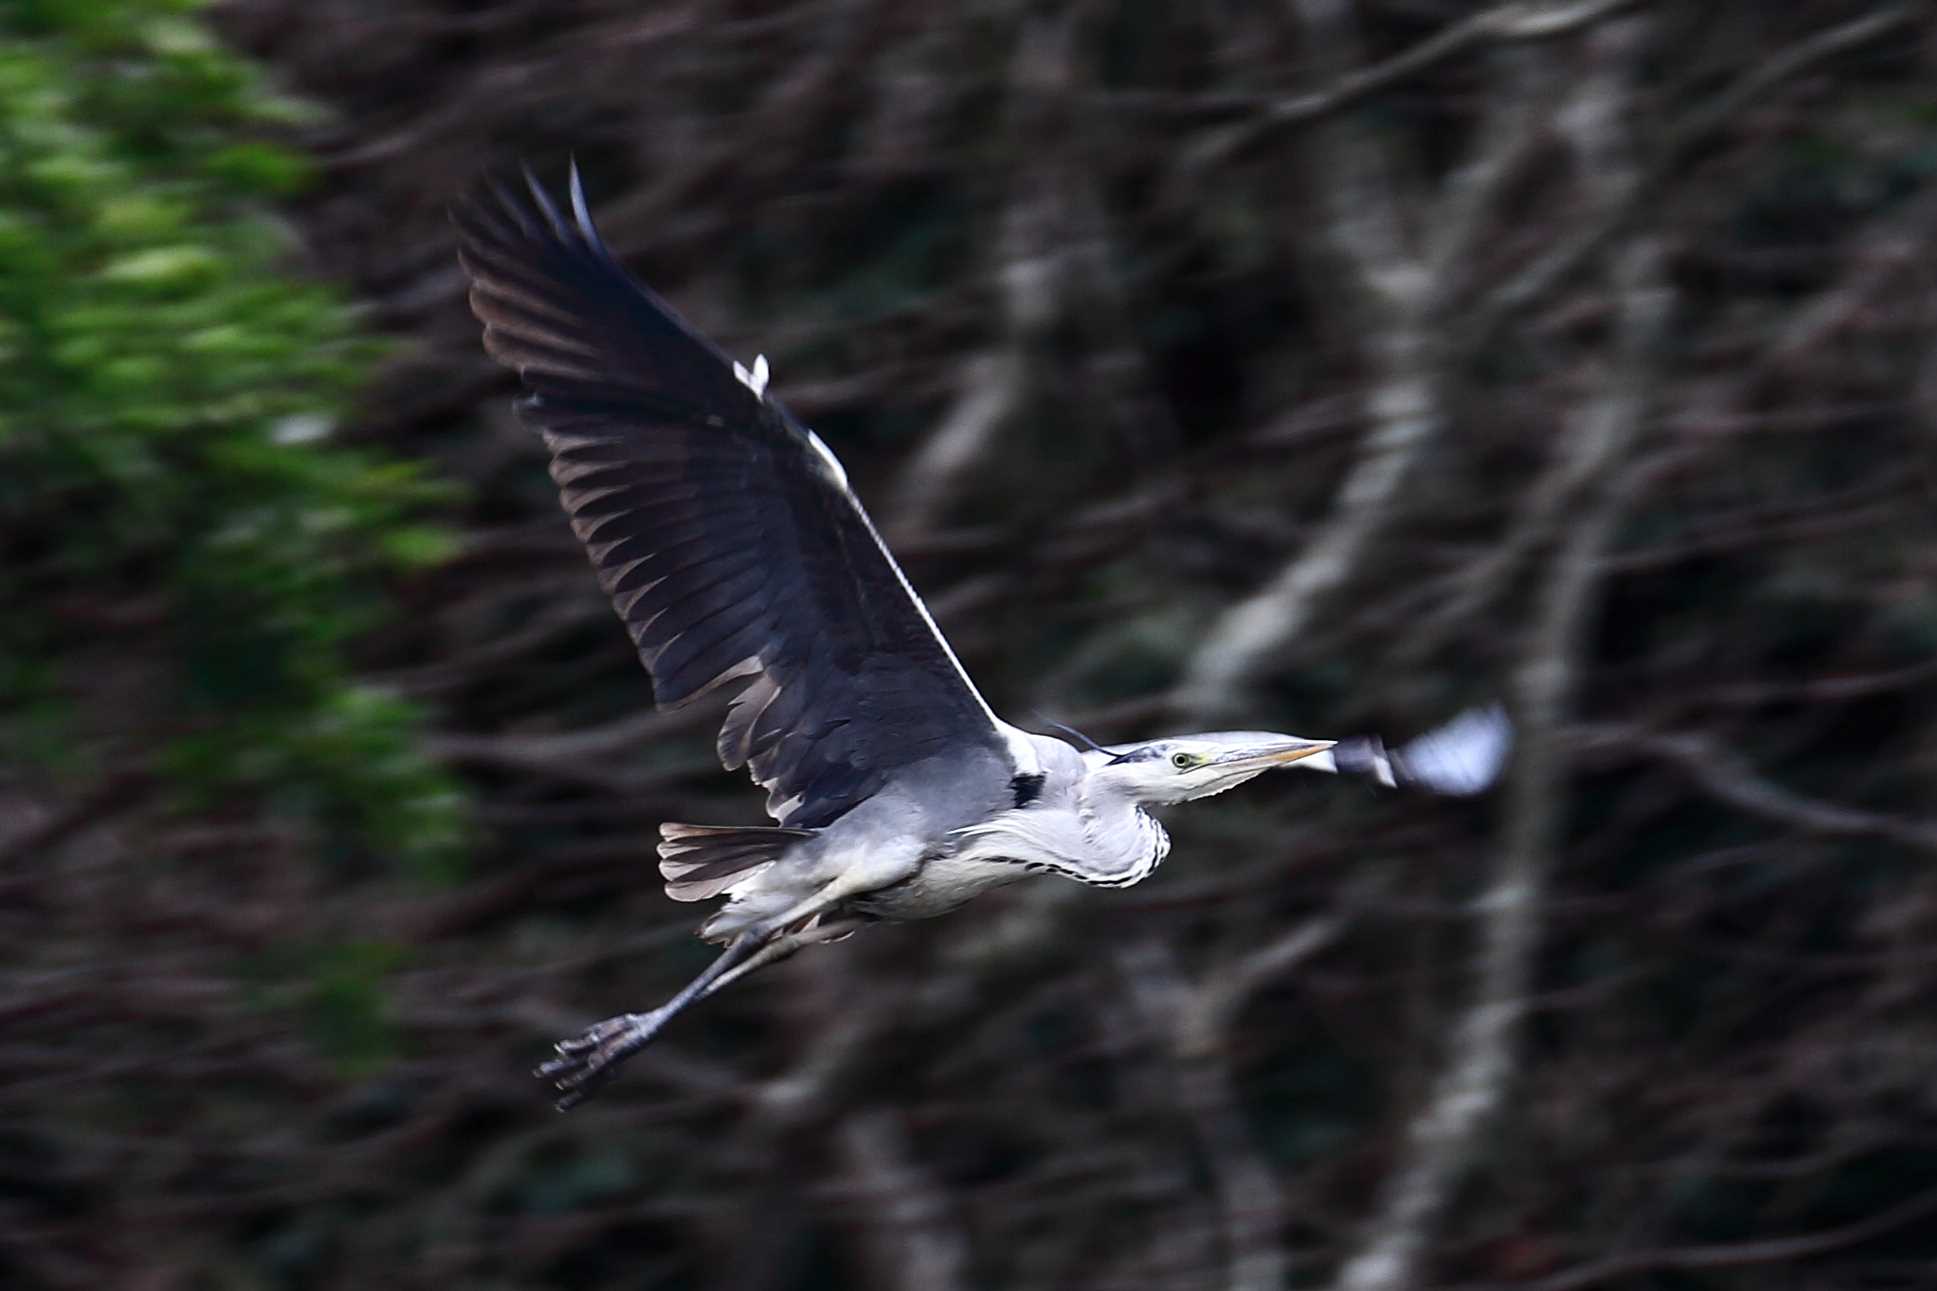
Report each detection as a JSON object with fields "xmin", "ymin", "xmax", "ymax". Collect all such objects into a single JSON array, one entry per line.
[{"xmin": 846, "ymin": 852, "xmax": 1030, "ymax": 919}]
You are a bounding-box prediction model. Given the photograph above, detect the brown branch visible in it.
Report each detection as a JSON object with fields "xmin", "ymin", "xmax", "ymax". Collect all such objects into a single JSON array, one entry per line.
[
  {"xmin": 1474, "ymin": 1184, "xmax": 1937, "ymax": 1291},
  {"xmin": 0, "ymin": 771, "xmax": 152, "ymax": 869},
  {"xmin": 1708, "ymin": 658, "xmax": 1937, "ymax": 707},
  {"xmin": 1470, "ymin": 2, "xmax": 1916, "ymax": 342},
  {"xmin": 1576, "ymin": 721, "xmax": 1937, "ymax": 852},
  {"xmin": 422, "ymin": 708, "xmax": 712, "ymax": 791},
  {"xmin": 1174, "ymin": 0, "xmax": 1644, "ymax": 174}
]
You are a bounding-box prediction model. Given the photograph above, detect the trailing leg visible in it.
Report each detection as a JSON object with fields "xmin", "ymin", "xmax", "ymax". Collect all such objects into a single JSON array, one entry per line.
[
  {"xmin": 696, "ymin": 915, "xmax": 868, "ymax": 1002},
  {"xmin": 538, "ymin": 931, "xmax": 765, "ymax": 1110},
  {"xmin": 538, "ymin": 871, "xmax": 882, "ymax": 1109}
]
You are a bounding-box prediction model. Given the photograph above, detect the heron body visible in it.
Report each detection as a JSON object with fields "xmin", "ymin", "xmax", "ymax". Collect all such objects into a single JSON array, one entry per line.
[
  {"xmin": 453, "ymin": 167, "xmax": 1511, "ymax": 1107},
  {"xmin": 844, "ymin": 734, "xmax": 1168, "ymax": 921}
]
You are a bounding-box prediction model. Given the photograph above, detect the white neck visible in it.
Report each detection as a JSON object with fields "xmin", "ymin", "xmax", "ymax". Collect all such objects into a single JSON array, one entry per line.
[{"xmin": 952, "ymin": 772, "xmax": 1171, "ymax": 889}]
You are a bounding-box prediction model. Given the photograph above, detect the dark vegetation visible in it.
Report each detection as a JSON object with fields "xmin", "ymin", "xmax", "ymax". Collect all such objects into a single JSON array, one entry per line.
[{"xmin": 3, "ymin": 1, "xmax": 1935, "ymax": 1287}]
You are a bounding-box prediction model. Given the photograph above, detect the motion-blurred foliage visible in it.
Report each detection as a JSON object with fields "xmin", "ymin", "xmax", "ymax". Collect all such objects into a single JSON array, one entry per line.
[{"xmin": 0, "ymin": 0, "xmax": 464, "ymax": 878}]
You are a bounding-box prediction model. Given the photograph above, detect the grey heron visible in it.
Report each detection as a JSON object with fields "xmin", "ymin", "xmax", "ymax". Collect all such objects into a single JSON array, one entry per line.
[{"xmin": 453, "ymin": 168, "xmax": 1510, "ymax": 1109}]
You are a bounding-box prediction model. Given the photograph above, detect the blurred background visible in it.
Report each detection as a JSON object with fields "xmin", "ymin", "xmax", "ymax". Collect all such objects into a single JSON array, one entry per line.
[{"xmin": 4, "ymin": 1, "xmax": 1936, "ymax": 1288}]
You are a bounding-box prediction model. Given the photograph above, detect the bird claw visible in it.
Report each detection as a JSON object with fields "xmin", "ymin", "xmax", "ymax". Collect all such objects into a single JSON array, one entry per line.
[{"xmin": 535, "ymin": 1011, "xmax": 662, "ymax": 1111}]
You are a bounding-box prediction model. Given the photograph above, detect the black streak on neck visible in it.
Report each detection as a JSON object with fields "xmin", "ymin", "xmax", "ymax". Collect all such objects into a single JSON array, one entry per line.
[{"xmin": 1010, "ymin": 772, "xmax": 1046, "ymax": 808}]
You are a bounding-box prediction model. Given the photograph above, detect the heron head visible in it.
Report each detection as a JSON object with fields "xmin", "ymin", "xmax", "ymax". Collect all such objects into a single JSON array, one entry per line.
[{"xmin": 1088, "ymin": 731, "xmax": 1337, "ymax": 806}]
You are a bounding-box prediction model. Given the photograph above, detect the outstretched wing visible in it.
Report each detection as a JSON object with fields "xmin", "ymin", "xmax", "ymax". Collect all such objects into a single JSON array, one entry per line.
[{"xmin": 453, "ymin": 168, "xmax": 1026, "ymax": 828}]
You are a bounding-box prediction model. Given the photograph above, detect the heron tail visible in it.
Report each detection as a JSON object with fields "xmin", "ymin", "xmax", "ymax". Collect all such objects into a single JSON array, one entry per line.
[{"xmin": 656, "ymin": 823, "xmax": 817, "ymax": 903}]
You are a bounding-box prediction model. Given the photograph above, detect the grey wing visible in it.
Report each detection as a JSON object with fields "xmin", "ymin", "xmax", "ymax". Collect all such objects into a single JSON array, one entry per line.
[{"xmin": 453, "ymin": 167, "xmax": 1029, "ymax": 828}]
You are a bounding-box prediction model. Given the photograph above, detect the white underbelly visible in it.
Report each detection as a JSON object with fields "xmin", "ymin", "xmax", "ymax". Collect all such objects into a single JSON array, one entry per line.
[{"xmin": 848, "ymin": 852, "xmax": 1033, "ymax": 919}]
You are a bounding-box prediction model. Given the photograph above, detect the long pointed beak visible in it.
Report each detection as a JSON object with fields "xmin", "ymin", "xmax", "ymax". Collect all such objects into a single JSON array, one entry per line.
[{"xmin": 1212, "ymin": 739, "xmax": 1335, "ymax": 770}]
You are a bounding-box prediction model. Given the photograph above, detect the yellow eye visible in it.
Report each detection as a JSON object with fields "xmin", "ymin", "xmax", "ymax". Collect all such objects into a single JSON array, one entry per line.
[{"xmin": 1171, "ymin": 752, "xmax": 1197, "ymax": 769}]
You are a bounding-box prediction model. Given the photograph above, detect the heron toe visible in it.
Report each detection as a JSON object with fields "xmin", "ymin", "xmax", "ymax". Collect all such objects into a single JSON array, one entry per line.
[{"xmin": 536, "ymin": 1010, "xmax": 665, "ymax": 1110}]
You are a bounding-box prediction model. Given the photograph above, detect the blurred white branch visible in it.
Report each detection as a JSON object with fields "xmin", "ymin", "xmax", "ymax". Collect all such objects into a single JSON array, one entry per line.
[
  {"xmin": 1179, "ymin": 4, "xmax": 1562, "ymax": 714},
  {"xmin": 1328, "ymin": 16, "xmax": 1669, "ymax": 1290},
  {"xmin": 890, "ymin": 18, "xmax": 1070, "ymax": 534},
  {"xmin": 835, "ymin": 1110, "xmax": 971, "ymax": 1291},
  {"xmin": 891, "ymin": 348, "xmax": 1028, "ymax": 535},
  {"xmin": 1121, "ymin": 922, "xmax": 1341, "ymax": 1291}
]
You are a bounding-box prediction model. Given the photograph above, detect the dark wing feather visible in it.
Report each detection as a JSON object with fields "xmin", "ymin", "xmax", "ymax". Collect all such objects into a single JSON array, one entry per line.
[{"xmin": 453, "ymin": 167, "xmax": 1018, "ymax": 828}]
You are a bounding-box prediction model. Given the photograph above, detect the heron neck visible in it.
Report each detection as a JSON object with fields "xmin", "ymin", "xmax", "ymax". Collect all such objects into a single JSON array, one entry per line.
[{"xmin": 1074, "ymin": 777, "xmax": 1171, "ymax": 885}]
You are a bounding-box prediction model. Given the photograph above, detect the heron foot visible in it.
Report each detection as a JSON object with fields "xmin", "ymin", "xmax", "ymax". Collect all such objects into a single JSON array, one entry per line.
[{"xmin": 535, "ymin": 1009, "xmax": 666, "ymax": 1111}]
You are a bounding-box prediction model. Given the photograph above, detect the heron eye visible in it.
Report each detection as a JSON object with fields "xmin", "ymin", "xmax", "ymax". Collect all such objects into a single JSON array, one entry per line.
[{"xmin": 1171, "ymin": 752, "xmax": 1197, "ymax": 770}]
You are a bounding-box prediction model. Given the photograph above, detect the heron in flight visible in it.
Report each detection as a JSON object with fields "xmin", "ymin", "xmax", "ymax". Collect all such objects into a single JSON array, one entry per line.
[{"xmin": 454, "ymin": 168, "xmax": 1509, "ymax": 1109}]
